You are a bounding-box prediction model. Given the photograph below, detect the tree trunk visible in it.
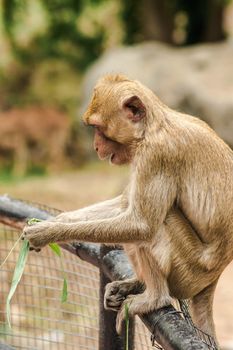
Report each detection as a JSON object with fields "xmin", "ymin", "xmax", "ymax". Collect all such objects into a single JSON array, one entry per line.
[
  {"xmin": 203, "ymin": 0, "xmax": 225, "ymax": 42},
  {"xmin": 139, "ymin": 0, "xmax": 174, "ymax": 43},
  {"xmin": 182, "ymin": 0, "xmax": 225, "ymax": 44}
]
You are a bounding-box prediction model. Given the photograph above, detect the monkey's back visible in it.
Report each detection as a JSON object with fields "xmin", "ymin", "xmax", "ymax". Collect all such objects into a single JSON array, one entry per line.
[{"xmin": 165, "ymin": 113, "xmax": 233, "ymax": 296}]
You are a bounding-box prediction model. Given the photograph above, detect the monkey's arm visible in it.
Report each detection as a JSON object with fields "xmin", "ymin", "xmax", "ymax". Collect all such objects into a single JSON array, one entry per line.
[
  {"xmin": 23, "ymin": 173, "xmax": 176, "ymax": 249},
  {"xmin": 54, "ymin": 196, "xmax": 123, "ymax": 223},
  {"xmin": 24, "ymin": 211, "xmax": 148, "ymax": 248}
]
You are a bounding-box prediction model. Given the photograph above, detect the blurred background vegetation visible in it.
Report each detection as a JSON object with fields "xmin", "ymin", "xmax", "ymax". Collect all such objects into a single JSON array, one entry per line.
[{"xmin": 0, "ymin": 0, "xmax": 232, "ymax": 178}]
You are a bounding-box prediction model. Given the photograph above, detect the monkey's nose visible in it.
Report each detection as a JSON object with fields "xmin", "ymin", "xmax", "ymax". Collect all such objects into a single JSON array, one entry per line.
[{"xmin": 95, "ymin": 147, "xmax": 98, "ymax": 152}]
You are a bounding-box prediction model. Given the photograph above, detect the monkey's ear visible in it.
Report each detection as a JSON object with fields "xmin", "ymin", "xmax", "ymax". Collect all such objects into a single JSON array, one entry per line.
[{"xmin": 123, "ymin": 96, "xmax": 146, "ymax": 122}]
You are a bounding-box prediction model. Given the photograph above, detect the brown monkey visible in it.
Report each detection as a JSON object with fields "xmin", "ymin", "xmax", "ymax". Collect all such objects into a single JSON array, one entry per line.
[{"xmin": 23, "ymin": 74, "xmax": 233, "ymax": 342}]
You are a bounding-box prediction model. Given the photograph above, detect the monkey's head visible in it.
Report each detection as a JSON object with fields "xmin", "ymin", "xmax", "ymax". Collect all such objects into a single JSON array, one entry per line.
[{"xmin": 82, "ymin": 74, "xmax": 146, "ymax": 165}]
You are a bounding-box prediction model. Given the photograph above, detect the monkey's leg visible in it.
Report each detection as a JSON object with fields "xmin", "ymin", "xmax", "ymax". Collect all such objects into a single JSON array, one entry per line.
[
  {"xmin": 115, "ymin": 246, "xmax": 173, "ymax": 334},
  {"xmin": 104, "ymin": 278, "xmax": 145, "ymax": 311},
  {"xmin": 165, "ymin": 209, "xmax": 222, "ymax": 276},
  {"xmin": 189, "ymin": 281, "xmax": 218, "ymax": 344},
  {"xmin": 115, "ymin": 285, "xmax": 173, "ymax": 334}
]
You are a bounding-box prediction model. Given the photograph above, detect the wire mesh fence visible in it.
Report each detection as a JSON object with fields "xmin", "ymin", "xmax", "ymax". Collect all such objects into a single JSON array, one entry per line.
[{"xmin": 0, "ymin": 224, "xmax": 154, "ymax": 350}]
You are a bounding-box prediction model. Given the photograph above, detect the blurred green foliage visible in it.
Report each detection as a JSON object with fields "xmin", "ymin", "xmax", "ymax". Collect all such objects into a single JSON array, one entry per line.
[
  {"xmin": 2, "ymin": 0, "xmax": 104, "ymax": 69},
  {"xmin": 120, "ymin": 0, "xmax": 142, "ymax": 44},
  {"xmin": 0, "ymin": 0, "xmax": 231, "ymax": 177},
  {"xmin": 120, "ymin": 0, "xmax": 230, "ymax": 45},
  {"xmin": 2, "ymin": 0, "xmax": 230, "ymax": 68},
  {"xmin": 0, "ymin": 0, "xmax": 122, "ymax": 110},
  {"xmin": 0, "ymin": 0, "xmax": 231, "ymax": 110}
]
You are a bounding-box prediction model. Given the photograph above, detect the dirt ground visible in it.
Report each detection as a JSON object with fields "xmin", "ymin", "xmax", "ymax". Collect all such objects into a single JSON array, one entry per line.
[{"xmin": 0, "ymin": 164, "xmax": 232, "ymax": 349}]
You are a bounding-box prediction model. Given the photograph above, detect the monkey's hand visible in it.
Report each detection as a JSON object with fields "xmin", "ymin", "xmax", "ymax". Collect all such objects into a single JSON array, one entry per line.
[
  {"xmin": 23, "ymin": 221, "xmax": 59, "ymax": 250},
  {"xmin": 115, "ymin": 292, "xmax": 173, "ymax": 334}
]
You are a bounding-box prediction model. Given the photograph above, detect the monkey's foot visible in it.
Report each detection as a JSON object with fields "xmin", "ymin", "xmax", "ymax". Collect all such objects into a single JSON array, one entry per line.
[
  {"xmin": 104, "ymin": 279, "xmax": 145, "ymax": 312},
  {"xmin": 104, "ymin": 280, "xmax": 133, "ymax": 311},
  {"xmin": 116, "ymin": 292, "xmax": 172, "ymax": 334}
]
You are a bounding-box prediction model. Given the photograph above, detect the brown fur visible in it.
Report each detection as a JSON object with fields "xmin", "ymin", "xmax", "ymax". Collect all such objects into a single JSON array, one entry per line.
[{"xmin": 23, "ymin": 74, "xmax": 233, "ymax": 342}]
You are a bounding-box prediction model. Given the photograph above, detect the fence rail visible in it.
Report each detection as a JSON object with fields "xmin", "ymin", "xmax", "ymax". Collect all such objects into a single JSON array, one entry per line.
[{"xmin": 0, "ymin": 195, "xmax": 214, "ymax": 350}]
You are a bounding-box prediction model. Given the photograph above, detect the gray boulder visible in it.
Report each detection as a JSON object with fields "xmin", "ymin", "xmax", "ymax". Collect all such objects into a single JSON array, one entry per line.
[
  {"xmin": 81, "ymin": 40, "xmax": 233, "ymax": 147},
  {"xmin": 0, "ymin": 344, "xmax": 14, "ymax": 350}
]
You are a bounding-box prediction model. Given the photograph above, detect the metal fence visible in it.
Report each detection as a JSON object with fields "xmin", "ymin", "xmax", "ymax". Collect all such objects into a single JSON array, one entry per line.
[{"xmin": 0, "ymin": 224, "xmax": 153, "ymax": 350}]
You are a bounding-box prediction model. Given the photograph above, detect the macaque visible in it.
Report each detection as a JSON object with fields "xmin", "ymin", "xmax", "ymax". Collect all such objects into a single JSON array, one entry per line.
[{"xmin": 23, "ymin": 74, "xmax": 233, "ymax": 342}]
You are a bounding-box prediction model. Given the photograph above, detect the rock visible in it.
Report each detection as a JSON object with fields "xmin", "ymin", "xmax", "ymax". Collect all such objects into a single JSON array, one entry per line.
[
  {"xmin": 81, "ymin": 40, "xmax": 233, "ymax": 147},
  {"xmin": 0, "ymin": 344, "xmax": 14, "ymax": 350}
]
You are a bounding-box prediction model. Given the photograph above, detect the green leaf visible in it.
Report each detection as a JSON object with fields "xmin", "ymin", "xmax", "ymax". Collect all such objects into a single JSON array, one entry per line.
[
  {"xmin": 49, "ymin": 243, "xmax": 61, "ymax": 257},
  {"xmin": 27, "ymin": 218, "xmax": 42, "ymax": 226},
  {"xmin": 61, "ymin": 278, "xmax": 68, "ymax": 303},
  {"xmin": 49, "ymin": 243, "xmax": 68, "ymax": 302},
  {"xmin": 6, "ymin": 240, "xmax": 30, "ymax": 328}
]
